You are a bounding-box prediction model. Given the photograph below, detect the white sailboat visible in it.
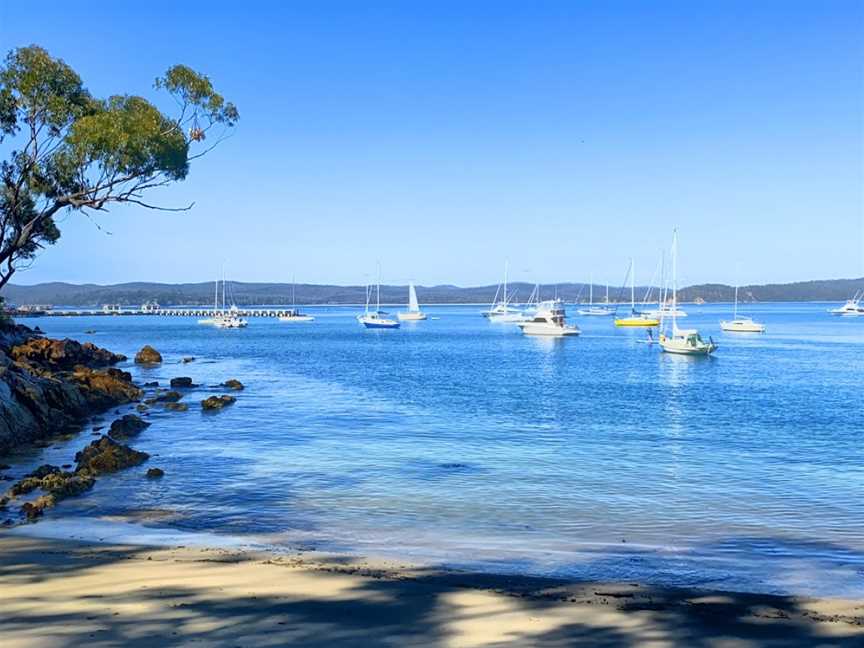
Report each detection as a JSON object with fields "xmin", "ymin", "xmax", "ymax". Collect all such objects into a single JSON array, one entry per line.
[
  {"xmin": 518, "ymin": 298, "xmax": 581, "ymax": 336},
  {"xmin": 721, "ymin": 285, "xmax": 765, "ymax": 333},
  {"xmin": 213, "ymin": 277, "xmax": 247, "ymax": 328},
  {"xmin": 198, "ymin": 273, "xmax": 221, "ymax": 325},
  {"xmin": 659, "ymin": 230, "xmax": 716, "ymax": 355},
  {"xmin": 397, "ymin": 282, "xmax": 427, "ymax": 321},
  {"xmin": 578, "ymin": 273, "xmax": 615, "ymax": 316},
  {"xmin": 279, "ymin": 276, "xmax": 315, "ymax": 322},
  {"xmin": 357, "ymin": 265, "xmax": 400, "ymax": 329},
  {"xmin": 481, "ymin": 261, "xmax": 526, "ymax": 322}
]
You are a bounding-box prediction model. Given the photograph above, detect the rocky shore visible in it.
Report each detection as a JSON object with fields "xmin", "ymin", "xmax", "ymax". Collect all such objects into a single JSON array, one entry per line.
[{"xmin": 0, "ymin": 323, "xmax": 141, "ymax": 453}]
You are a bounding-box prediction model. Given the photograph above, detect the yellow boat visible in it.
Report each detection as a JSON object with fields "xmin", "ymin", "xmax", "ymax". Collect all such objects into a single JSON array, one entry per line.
[{"xmin": 615, "ymin": 314, "xmax": 659, "ymax": 327}]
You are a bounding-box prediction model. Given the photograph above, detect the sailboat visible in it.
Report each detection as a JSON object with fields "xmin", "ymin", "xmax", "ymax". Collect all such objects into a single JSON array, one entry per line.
[
  {"xmin": 357, "ymin": 266, "xmax": 400, "ymax": 329},
  {"xmin": 481, "ymin": 262, "xmax": 526, "ymax": 322},
  {"xmin": 578, "ymin": 274, "xmax": 615, "ymax": 316},
  {"xmin": 213, "ymin": 275, "xmax": 247, "ymax": 329},
  {"xmin": 198, "ymin": 274, "xmax": 220, "ymax": 325},
  {"xmin": 614, "ymin": 259, "xmax": 660, "ymax": 327},
  {"xmin": 659, "ymin": 230, "xmax": 716, "ymax": 355},
  {"xmin": 720, "ymin": 285, "xmax": 765, "ymax": 333},
  {"xmin": 397, "ymin": 282, "xmax": 427, "ymax": 321},
  {"xmin": 279, "ymin": 276, "xmax": 315, "ymax": 322}
]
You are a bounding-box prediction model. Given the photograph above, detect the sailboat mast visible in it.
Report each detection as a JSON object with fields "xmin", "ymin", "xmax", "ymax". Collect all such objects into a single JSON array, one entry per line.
[
  {"xmin": 589, "ymin": 272, "xmax": 593, "ymax": 306},
  {"xmin": 503, "ymin": 261, "xmax": 508, "ymax": 307},
  {"xmin": 733, "ymin": 285, "xmax": 738, "ymax": 319},
  {"xmin": 630, "ymin": 258, "xmax": 635, "ymax": 311},
  {"xmin": 376, "ymin": 263, "xmax": 381, "ymax": 312},
  {"xmin": 670, "ymin": 230, "xmax": 678, "ymax": 331},
  {"xmin": 292, "ymin": 274, "xmax": 296, "ymax": 308}
]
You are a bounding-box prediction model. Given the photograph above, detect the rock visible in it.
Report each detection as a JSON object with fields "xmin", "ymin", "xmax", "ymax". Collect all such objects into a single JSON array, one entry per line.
[
  {"xmin": 181, "ymin": 357, "xmax": 195, "ymax": 364},
  {"xmin": 201, "ymin": 395, "xmax": 236, "ymax": 411},
  {"xmin": 164, "ymin": 402, "xmax": 188, "ymax": 412},
  {"xmin": 26, "ymin": 464, "xmax": 61, "ymax": 479},
  {"xmin": 92, "ymin": 426, "xmax": 105, "ymax": 432},
  {"xmin": 69, "ymin": 366, "xmax": 142, "ymax": 409},
  {"xmin": 75, "ymin": 436, "xmax": 150, "ymax": 476},
  {"xmin": 222, "ymin": 379, "xmax": 244, "ymax": 391},
  {"xmin": 107, "ymin": 414, "xmax": 151, "ymax": 440},
  {"xmin": 136, "ymin": 404, "xmax": 149, "ymax": 413},
  {"xmin": 10, "ymin": 338, "xmax": 126, "ymax": 371},
  {"xmin": 0, "ymin": 463, "xmax": 10, "ymax": 470},
  {"xmin": 146, "ymin": 467, "xmax": 165, "ymax": 479},
  {"xmin": 155, "ymin": 391, "xmax": 182, "ymax": 403},
  {"xmin": 84, "ymin": 329, "xmax": 96, "ymax": 334},
  {"xmin": 134, "ymin": 345, "xmax": 162, "ymax": 364},
  {"xmin": 143, "ymin": 381, "xmax": 159, "ymax": 387},
  {"xmin": 169, "ymin": 377, "xmax": 193, "ymax": 388}
]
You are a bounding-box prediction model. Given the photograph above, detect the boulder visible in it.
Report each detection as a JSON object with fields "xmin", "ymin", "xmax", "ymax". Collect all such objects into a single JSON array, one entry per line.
[
  {"xmin": 10, "ymin": 338, "xmax": 126, "ymax": 371},
  {"xmin": 146, "ymin": 467, "xmax": 165, "ymax": 479},
  {"xmin": 222, "ymin": 379, "xmax": 244, "ymax": 391},
  {"xmin": 143, "ymin": 381, "xmax": 159, "ymax": 387},
  {"xmin": 181, "ymin": 357, "xmax": 195, "ymax": 364},
  {"xmin": 169, "ymin": 377, "xmax": 194, "ymax": 388},
  {"xmin": 108, "ymin": 414, "xmax": 151, "ymax": 440},
  {"xmin": 155, "ymin": 391, "xmax": 182, "ymax": 403},
  {"xmin": 75, "ymin": 436, "xmax": 150, "ymax": 476},
  {"xmin": 134, "ymin": 345, "xmax": 162, "ymax": 364},
  {"xmin": 201, "ymin": 395, "xmax": 236, "ymax": 411},
  {"xmin": 164, "ymin": 402, "xmax": 188, "ymax": 412},
  {"xmin": 69, "ymin": 366, "xmax": 142, "ymax": 409}
]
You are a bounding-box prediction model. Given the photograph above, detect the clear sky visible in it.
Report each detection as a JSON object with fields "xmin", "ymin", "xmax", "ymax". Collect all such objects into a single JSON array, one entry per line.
[{"xmin": 1, "ymin": 1, "xmax": 862, "ymax": 288}]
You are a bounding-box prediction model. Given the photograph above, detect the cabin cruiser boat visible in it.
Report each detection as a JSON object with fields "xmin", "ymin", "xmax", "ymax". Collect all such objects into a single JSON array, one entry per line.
[
  {"xmin": 828, "ymin": 293, "xmax": 863, "ymax": 316},
  {"xmin": 517, "ymin": 299, "xmax": 580, "ymax": 337}
]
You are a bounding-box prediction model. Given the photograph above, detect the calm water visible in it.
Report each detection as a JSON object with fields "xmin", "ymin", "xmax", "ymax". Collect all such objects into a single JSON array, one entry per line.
[{"xmin": 8, "ymin": 303, "xmax": 864, "ymax": 596}]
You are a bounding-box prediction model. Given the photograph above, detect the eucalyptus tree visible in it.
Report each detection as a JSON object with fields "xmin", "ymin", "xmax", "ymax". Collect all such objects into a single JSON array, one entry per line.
[{"xmin": 0, "ymin": 45, "xmax": 238, "ymax": 290}]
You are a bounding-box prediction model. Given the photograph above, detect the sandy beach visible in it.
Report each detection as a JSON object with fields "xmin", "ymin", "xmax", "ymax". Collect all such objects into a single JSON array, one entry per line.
[{"xmin": 1, "ymin": 534, "xmax": 862, "ymax": 647}]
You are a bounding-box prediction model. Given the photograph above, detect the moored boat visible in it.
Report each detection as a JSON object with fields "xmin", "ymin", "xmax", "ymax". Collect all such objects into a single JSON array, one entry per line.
[{"xmin": 518, "ymin": 299, "xmax": 580, "ymax": 336}]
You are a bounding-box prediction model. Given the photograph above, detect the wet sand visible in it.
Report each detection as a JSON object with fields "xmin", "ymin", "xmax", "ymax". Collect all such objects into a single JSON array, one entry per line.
[{"xmin": 1, "ymin": 535, "xmax": 862, "ymax": 647}]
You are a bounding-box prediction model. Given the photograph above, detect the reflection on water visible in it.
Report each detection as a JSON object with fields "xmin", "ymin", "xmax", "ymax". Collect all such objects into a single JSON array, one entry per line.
[{"xmin": 8, "ymin": 302, "xmax": 864, "ymax": 597}]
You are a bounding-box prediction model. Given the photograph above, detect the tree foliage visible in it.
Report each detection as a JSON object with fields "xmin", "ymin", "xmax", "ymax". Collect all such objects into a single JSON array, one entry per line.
[{"xmin": 0, "ymin": 45, "xmax": 238, "ymax": 289}]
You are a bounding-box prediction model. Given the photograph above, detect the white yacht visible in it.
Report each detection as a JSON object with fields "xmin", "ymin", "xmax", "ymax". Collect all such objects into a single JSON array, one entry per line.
[
  {"xmin": 828, "ymin": 292, "xmax": 863, "ymax": 316},
  {"xmin": 659, "ymin": 230, "xmax": 717, "ymax": 356},
  {"xmin": 645, "ymin": 300, "xmax": 688, "ymax": 319},
  {"xmin": 518, "ymin": 299, "xmax": 580, "ymax": 337},
  {"xmin": 721, "ymin": 285, "xmax": 765, "ymax": 333},
  {"xmin": 397, "ymin": 283, "xmax": 427, "ymax": 321},
  {"xmin": 481, "ymin": 262, "xmax": 526, "ymax": 322}
]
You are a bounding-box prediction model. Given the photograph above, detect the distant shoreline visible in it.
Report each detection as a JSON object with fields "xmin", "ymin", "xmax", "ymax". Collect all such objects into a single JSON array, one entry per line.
[{"xmin": 3, "ymin": 277, "xmax": 863, "ymax": 309}]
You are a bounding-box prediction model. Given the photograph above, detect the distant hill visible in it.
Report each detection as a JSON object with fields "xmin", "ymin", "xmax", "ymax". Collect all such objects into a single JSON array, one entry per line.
[{"xmin": 2, "ymin": 277, "xmax": 862, "ymax": 307}]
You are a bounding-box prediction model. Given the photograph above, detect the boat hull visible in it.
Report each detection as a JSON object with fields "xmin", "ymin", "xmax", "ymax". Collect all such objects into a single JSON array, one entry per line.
[
  {"xmin": 279, "ymin": 316, "xmax": 315, "ymax": 322},
  {"xmin": 397, "ymin": 312, "xmax": 427, "ymax": 321},
  {"xmin": 720, "ymin": 320, "xmax": 765, "ymax": 333},
  {"xmin": 577, "ymin": 308, "xmax": 615, "ymax": 316},
  {"xmin": 614, "ymin": 317, "xmax": 659, "ymax": 327},
  {"xmin": 362, "ymin": 321, "xmax": 400, "ymax": 329},
  {"xmin": 518, "ymin": 323, "xmax": 580, "ymax": 337}
]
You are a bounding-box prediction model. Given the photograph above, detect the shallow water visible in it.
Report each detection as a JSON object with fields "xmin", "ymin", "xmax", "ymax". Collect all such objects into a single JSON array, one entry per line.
[{"xmin": 7, "ymin": 303, "xmax": 864, "ymax": 597}]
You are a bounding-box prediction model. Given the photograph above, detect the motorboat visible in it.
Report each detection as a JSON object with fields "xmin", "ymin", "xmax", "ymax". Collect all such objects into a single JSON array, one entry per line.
[
  {"xmin": 828, "ymin": 293, "xmax": 863, "ymax": 316},
  {"xmin": 518, "ymin": 299, "xmax": 580, "ymax": 336}
]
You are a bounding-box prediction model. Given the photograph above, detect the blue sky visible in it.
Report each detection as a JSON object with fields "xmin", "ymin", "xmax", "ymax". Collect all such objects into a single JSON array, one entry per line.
[{"xmin": 1, "ymin": 1, "xmax": 862, "ymax": 287}]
